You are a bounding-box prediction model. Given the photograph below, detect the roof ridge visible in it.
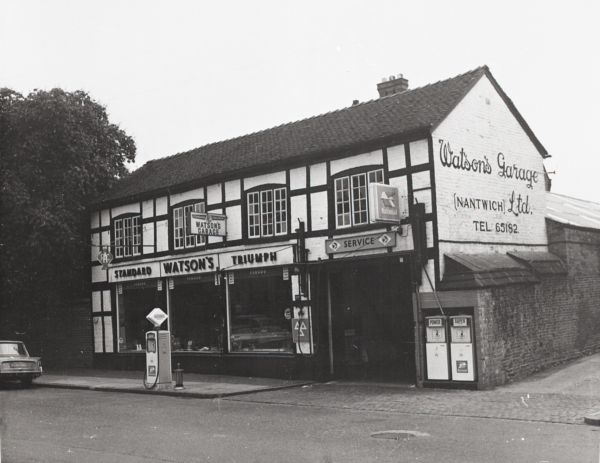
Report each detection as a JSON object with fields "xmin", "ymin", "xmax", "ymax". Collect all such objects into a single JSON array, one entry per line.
[{"xmin": 144, "ymin": 66, "xmax": 489, "ymax": 167}]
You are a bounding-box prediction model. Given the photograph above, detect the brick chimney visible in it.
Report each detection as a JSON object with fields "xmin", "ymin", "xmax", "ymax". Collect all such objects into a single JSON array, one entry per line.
[{"xmin": 377, "ymin": 74, "xmax": 409, "ymax": 97}]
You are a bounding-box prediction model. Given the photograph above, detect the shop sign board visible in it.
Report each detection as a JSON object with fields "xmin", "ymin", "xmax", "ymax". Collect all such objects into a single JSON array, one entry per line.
[
  {"xmin": 220, "ymin": 245, "xmax": 294, "ymax": 270},
  {"xmin": 368, "ymin": 183, "xmax": 406, "ymax": 223},
  {"xmin": 325, "ymin": 232, "xmax": 396, "ymax": 255},
  {"xmin": 109, "ymin": 262, "xmax": 161, "ymax": 283},
  {"xmin": 188, "ymin": 212, "xmax": 227, "ymax": 237},
  {"xmin": 160, "ymin": 254, "xmax": 218, "ymax": 277}
]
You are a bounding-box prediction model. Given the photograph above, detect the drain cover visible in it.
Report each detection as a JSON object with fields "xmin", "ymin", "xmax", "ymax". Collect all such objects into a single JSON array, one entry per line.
[{"xmin": 371, "ymin": 430, "xmax": 430, "ymax": 440}]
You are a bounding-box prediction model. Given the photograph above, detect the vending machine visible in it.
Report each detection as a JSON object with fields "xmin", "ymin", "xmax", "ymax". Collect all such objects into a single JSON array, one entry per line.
[
  {"xmin": 449, "ymin": 315, "xmax": 475, "ymax": 381},
  {"xmin": 425, "ymin": 316, "xmax": 449, "ymax": 380}
]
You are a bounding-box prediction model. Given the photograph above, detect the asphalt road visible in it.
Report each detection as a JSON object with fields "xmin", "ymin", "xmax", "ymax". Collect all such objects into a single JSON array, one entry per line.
[{"xmin": 1, "ymin": 386, "xmax": 598, "ymax": 463}]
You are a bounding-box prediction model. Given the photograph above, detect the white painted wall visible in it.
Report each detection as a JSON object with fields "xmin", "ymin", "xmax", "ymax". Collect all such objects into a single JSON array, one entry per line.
[
  {"xmin": 290, "ymin": 167, "xmax": 307, "ymax": 190},
  {"xmin": 409, "ymin": 140, "xmax": 429, "ymax": 166},
  {"xmin": 156, "ymin": 220, "xmax": 169, "ymax": 252},
  {"xmin": 207, "ymin": 183, "xmax": 222, "ymax": 205},
  {"xmin": 309, "ymin": 163, "xmax": 327, "ymax": 186},
  {"xmin": 143, "ymin": 223, "xmax": 155, "ymax": 254},
  {"xmin": 387, "ymin": 144, "xmax": 406, "ymax": 171},
  {"xmin": 330, "ymin": 150, "xmax": 383, "ymax": 176},
  {"xmin": 225, "ymin": 180, "xmax": 241, "ymax": 201},
  {"xmin": 142, "ymin": 200, "xmax": 154, "ymax": 219},
  {"xmin": 244, "ymin": 171, "xmax": 286, "ymax": 190},
  {"xmin": 291, "ymin": 195, "xmax": 308, "ymax": 227},
  {"xmin": 310, "ymin": 191, "xmax": 328, "ymax": 231},
  {"xmin": 433, "ymin": 75, "xmax": 548, "ymax": 275},
  {"xmin": 112, "ymin": 203, "xmax": 140, "ymax": 218},
  {"xmin": 171, "ymin": 188, "xmax": 204, "ymax": 206}
]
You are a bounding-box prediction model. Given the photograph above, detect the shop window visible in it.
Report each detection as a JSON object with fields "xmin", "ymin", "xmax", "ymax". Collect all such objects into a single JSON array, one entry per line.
[
  {"xmin": 117, "ymin": 281, "xmax": 166, "ymax": 352},
  {"xmin": 228, "ymin": 270, "xmax": 293, "ymax": 353},
  {"xmin": 169, "ymin": 277, "xmax": 224, "ymax": 353},
  {"xmin": 173, "ymin": 202, "xmax": 205, "ymax": 250},
  {"xmin": 247, "ymin": 187, "xmax": 287, "ymax": 238},
  {"xmin": 114, "ymin": 215, "xmax": 142, "ymax": 258},
  {"xmin": 335, "ymin": 169, "xmax": 384, "ymax": 228}
]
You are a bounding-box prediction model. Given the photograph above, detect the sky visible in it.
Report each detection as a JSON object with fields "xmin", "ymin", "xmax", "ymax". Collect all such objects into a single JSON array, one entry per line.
[{"xmin": 1, "ymin": 0, "xmax": 599, "ymax": 203}]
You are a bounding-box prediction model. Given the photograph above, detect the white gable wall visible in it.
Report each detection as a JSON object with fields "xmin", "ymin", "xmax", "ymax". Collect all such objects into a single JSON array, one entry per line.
[{"xmin": 433, "ymin": 75, "xmax": 548, "ymax": 276}]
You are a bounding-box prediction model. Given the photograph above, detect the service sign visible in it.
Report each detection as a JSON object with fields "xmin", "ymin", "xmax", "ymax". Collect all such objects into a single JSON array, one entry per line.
[
  {"xmin": 369, "ymin": 183, "xmax": 405, "ymax": 223},
  {"xmin": 188, "ymin": 212, "xmax": 227, "ymax": 237},
  {"xmin": 326, "ymin": 232, "xmax": 396, "ymax": 255}
]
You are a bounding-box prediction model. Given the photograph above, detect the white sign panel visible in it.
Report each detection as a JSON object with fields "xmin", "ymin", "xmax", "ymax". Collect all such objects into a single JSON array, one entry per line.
[
  {"xmin": 368, "ymin": 183, "xmax": 406, "ymax": 222},
  {"xmin": 160, "ymin": 254, "xmax": 218, "ymax": 277},
  {"xmin": 188, "ymin": 212, "xmax": 227, "ymax": 237},
  {"xmin": 220, "ymin": 246, "xmax": 294, "ymax": 270},
  {"xmin": 146, "ymin": 308, "xmax": 168, "ymax": 327},
  {"xmin": 109, "ymin": 262, "xmax": 161, "ymax": 283}
]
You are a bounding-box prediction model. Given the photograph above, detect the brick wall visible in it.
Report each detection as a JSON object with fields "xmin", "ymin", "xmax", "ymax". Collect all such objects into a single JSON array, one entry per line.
[
  {"xmin": 31, "ymin": 298, "xmax": 94, "ymax": 369},
  {"xmin": 477, "ymin": 224, "xmax": 600, "ymax": 388}
]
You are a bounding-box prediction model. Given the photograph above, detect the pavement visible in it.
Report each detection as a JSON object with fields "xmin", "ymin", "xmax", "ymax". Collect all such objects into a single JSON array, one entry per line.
[{"xmin": 33, "ymin": 352, "xmax": 600, "ymax": 427}]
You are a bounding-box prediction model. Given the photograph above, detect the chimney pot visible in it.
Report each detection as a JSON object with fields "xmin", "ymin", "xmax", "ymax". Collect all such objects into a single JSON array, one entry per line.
[{"xmin": 377, "ymin": 73, "xmax": 409, "ymax": 98}]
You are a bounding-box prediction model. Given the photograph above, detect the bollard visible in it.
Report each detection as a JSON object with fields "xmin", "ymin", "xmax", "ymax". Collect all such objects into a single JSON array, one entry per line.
[{"xmin": 174, "ymin": 363, "xmax": 185, "ymax": 390}]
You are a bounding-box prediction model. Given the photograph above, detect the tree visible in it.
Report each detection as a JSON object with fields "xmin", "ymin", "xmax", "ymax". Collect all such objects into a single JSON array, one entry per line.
[{"xmin": 0, "ymin": 88, "xmax": 136, "ymax": 341}]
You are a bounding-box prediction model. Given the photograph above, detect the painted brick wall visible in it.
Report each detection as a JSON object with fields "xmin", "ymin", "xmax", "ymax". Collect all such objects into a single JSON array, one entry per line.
[{"xmin": 433, "ymin": 76, "xmax": 548, "ymax": 277}]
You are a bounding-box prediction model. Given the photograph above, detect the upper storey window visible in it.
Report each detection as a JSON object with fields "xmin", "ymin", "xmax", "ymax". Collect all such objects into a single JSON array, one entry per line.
[
  {"xmin": 247, "ymin": 187, "xmax": 287, "ymax": 238},
  {"xmin": 335, "ymin": 169, "xmax": 384, "ymax": 228},
  {"xmin": 174, "ymin": 202, "xmax": 205, "ymax": 249},
  {"xmin": 114, "ymin": 216, "xmax": 142, "ymax": 258}
]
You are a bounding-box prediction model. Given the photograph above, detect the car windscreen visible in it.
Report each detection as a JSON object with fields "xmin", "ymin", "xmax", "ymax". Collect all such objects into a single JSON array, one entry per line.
[{"xmin": 0, "ymin": 343, "xmax": 27, "ymax": 356}]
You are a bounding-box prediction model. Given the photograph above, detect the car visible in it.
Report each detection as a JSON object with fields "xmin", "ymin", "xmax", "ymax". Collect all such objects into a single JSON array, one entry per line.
[
  {"xmin": 230, "ymin": 315, "xmax": 293, "ymax": 350},
  {"xmin": 0, "ymin": 341, "xmax": 42, "ymax": 387}
]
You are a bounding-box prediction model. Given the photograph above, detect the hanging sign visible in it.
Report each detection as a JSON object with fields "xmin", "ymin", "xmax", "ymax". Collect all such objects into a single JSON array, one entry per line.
[
  {"xmin": 368, "ymin": 184, "xmax": 407, "ymax": 223},
  {"xmin": 188, "ymin": 212, "xmax": 227, "ymax": 237},
  {"xmin": 97, "ymin": 247, "xmax": 114, "ymax": 270},
  {"xmin": 146, "ymin": 308, "xmax": 168, "ymax": 328}
]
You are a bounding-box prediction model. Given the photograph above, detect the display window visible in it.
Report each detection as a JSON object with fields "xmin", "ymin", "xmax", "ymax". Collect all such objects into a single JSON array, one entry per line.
[
  {"xmin": 169, "ymin": 275, "xmax": 225, "ymax": 353},
  {"xmin": 228, "ymin": 269, "xmax": 293, "ymax": 353},
  {"xmin": 117, "ymin": 280, "xmax": 166, "ymax": 352}
]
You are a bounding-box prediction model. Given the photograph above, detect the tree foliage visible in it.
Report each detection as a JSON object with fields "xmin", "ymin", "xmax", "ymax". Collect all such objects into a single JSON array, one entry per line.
[{"xmin": 0, "ymin": 88, "xmax": 136, "ymax": 335}]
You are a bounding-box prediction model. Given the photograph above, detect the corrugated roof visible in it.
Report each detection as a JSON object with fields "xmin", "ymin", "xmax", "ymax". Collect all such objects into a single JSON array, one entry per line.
[
  {"xmin": 546, "ymin": 192, "xmax": 600, "ymax": 230},
  {"xmin": 95, "ymin": 66, "xmax": 493, "ymax": 205}
]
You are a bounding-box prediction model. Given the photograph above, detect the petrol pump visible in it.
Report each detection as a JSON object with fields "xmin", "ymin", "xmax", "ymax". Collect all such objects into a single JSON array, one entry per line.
[
  {"xmin": 425, "ymin": 316, "xmax": 449, "ymax": 380},
  {"xmin": 449, "ymin": 315, "xmax": 475, "ymax": 381},
  {"xmin": 144, "ymin": 308, "xmax": 172, "ymax": 390}
]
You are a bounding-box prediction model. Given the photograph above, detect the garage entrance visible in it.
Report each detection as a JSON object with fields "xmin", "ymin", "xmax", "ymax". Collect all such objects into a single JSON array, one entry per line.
[{"xmin": 327, "ymin": 257, "xmax": 415, "ymax": 382}]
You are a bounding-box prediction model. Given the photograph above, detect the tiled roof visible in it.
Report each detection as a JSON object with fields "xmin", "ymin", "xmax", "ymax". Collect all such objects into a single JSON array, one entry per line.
[
  {"xmin": 546, "ymin": 192, "xmax": 600, "ymax": 230},
  {"xmin": 95, "ymin": 66, "xmax": 492, "ymax": 205}
]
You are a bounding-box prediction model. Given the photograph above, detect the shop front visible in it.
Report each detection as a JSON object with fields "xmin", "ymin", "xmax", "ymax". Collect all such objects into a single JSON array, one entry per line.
[{"xmin": 105, "ymin": 245, "xmax": 304, "ymax": 378}]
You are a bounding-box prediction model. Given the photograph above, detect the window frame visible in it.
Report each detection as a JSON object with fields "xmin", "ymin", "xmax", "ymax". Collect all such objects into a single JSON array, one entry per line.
[
  {"xmin": 247, "ymin": 187, "xmax": 288, "ymax": 238},
  {"xmin": 334, "ymin": 168, "xmax": 384, "ymax": 228},
  {"xmin": 114, "ymin": 215, "xmax": 142, "ymax": 258},
  {"xmin": 173, "ymin": 202, "xmax": 206, "ymax": 250}
]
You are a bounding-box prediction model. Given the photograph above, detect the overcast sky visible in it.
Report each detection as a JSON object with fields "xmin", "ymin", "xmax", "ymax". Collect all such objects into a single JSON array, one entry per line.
[{"xmin": 1, "ymin": 0, "xmax": 598, "ymax": 203}]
